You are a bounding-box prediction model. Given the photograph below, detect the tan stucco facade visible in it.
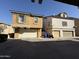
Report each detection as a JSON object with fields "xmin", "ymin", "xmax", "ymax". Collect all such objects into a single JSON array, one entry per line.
[
  {"xmin": 11, "ymin": 11, "xmax": 43, "ymax": 39},
  {"xmin": 12, "ymin": 13, "xmax": 42, "ymax": 28}
]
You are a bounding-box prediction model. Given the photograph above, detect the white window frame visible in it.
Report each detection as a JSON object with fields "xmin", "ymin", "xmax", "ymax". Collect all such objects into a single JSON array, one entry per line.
[
  {"xmin": 62, "ymin": 21, "xmax": 67, "ymax": 27},
  {"xmin": 34, "ymin": 17, "xmax": 38, "ymax": 23},
  {"xmin": 18, "ymin": 15, "xmax": 25, "ymax": 24}
]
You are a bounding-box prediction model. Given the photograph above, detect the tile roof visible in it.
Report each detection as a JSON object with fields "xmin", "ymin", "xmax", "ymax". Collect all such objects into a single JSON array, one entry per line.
[{"xmin": 10, "ymin": 10, "xmax": 43, "ymax": 17}]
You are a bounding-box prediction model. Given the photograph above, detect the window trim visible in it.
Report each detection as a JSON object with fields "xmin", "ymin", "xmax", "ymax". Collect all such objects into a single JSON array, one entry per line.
[
  {"xmin": 17, "ymin": 14, "xmax": 25, "ymax": 24},
  {"xmin": 34, "ymin": 17, "xmax": 38, "ymax": 23},
  {"xmin": 62, "ymin": 21, "xmax": 67, "ymax": 27}
]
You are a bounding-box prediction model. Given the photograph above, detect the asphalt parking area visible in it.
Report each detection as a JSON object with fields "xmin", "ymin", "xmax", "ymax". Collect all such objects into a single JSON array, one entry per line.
[{"xmin": 0, "ymin": 39, "xmax": 79, "ymax": 59}]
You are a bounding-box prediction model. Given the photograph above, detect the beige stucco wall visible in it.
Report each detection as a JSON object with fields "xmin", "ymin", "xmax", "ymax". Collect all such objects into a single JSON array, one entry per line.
[
  {"xmin": 28, "ymin": 16, "xmax": 43, "ymax": 28},
  {"xmin": 52, "ymin": 18, "xmax": 75, "ymax": 29},
  {"xmin": 12, "ymin": 13, "xmax": 43, "ymax": 28}
]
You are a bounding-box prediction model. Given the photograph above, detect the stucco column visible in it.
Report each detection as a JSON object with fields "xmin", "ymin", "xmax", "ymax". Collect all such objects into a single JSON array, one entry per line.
[
  {"xmin": 14, "ymin": 28, "xmax": 20, "ymax": 39},
  {"xmin": 15, "ymin": 33, "xmax": 19, "ymax": 39},
  {"xmin": 37, "ymin": 29, "xmax": 42, "ymax": 38},
  {"xmin": 73, "ymin": 30, "xmax": 75, "ymax": 37},
  {"xmin": 60, "ymin": 30, "xmax": 63, "ymax": 38}
]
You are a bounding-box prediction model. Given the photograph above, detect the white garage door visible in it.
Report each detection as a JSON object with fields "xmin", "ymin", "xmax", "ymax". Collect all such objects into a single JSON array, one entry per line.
[
  {"xmin": 63, "ymin": 31, "xmax": 73, "ymax": 37},
  {"xmin": 19, "ymin": 29, "xmax": 37, "ymax": 38},
  {"xmin": 52, "ymin": 30, "xmax": 60, "ymax": 38}
]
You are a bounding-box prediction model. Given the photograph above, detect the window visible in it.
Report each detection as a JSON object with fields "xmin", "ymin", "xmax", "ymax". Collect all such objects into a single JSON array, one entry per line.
[
  {"xmin": 60, "ymin": 13, "xmax": 68, "ymax": 18},
  {"xmin": 34, "ymin": 17, "xmax": 38, "ymax": 23},
  {"xmin": 18, "ymin": 15, "xmax": 24, "ymax": 24},
  {"xmin": 44, "ymin": 17, "xmax": 47, "ymax": 19},
  {"xmin": 62, "ymin": 21, "xmax": 67, "ymax": 26},
  {"xmin": 64, "ymin": 14, "xmax": 68, "ymax": 18}
]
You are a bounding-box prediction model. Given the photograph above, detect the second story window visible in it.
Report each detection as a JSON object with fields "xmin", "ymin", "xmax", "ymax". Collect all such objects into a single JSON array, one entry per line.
[
  {"xmin": 18, "ymin": 15, "xmax": 24, "ymax": 24},
  {"xmin": 62, "ymin": 21, "xmax": 67, "ymax": 27},
  {"xmin": 34, "ymin": 17, "xmax": 38, "ymax": 23}
]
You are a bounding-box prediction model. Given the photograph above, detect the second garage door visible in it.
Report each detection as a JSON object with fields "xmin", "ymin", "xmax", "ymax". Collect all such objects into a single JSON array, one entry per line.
[
  {"xmin": 52, "ymin": 30, "xmax": 60, "ymax": 38},
  {"xmin": 63, "ymin": 31, "xmax": 73, "ymax": 37}
]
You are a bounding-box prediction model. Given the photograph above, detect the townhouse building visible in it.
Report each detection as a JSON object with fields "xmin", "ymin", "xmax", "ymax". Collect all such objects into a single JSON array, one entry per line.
[
  {"xmin": 0, "ymin": 23, "xmax": 14, "ymax": 38},
  {"xmin": 11, "ymin": 11, "xmax": 43, "ymax": 39},
  {"xmin": 43, "ymin": 12, "xmax": 75, "ymax": 38}
]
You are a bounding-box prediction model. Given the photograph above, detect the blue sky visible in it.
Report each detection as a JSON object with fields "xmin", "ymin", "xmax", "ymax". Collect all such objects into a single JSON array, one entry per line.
[{"xmin": 0, "ymin": 0, "xmax": 79, "ymax": 24}]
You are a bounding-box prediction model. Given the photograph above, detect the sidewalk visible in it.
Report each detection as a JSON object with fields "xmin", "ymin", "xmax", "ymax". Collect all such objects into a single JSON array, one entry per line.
[{"xmin": 19, "ymin": 37, "xmax": 79, "ymax": 42}]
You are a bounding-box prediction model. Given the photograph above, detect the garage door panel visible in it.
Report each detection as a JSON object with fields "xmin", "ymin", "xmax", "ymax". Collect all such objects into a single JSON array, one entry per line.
[
  {"xmin": 63, "ymin": 31, "xmax": 73, "ymax": 37},
  {"xmin": 19, "ymin": 29, "xmax": 37, "ymax": 38},
  {"xmin": 21, "ymin": 32, "xmax": 37, "ymax": 38},
  {"xmin": 52, "ymin": 31, "xmax": 60, "ymax": 38}
]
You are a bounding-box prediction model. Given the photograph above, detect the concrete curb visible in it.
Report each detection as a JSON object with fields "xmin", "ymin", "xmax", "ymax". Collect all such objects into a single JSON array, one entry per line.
[{"xmin": 8, "ymin": 37, "xmax": 79, "ymax": 42}]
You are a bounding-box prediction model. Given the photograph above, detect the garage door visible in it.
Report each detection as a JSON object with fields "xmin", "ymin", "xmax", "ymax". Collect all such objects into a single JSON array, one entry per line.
[
  {"xmin": 63, "ymin": 31, "xmax": 73, "ymax": 37},
  {"xmin": 19, "ymin": 29, "xmax": 37, "ymax": 38},
  {"xmin": 52, "ymin": 30, "xmax": 60, "ymax": 38}
]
